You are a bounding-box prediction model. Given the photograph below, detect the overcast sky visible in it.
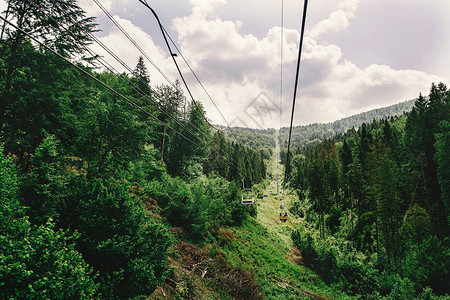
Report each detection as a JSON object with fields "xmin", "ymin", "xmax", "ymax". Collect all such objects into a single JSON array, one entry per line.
[{"xmin": 2, "ymin": 0, "xmax": 449, "ymax": 128}]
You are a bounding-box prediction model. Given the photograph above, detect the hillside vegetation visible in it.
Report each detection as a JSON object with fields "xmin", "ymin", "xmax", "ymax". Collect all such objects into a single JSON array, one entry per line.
[
  {"xmin": 285, "ymin": 85, "xmax": 449, "ymax": 299},
  {"xmin": 0, "ymin": 2, "xmax": 265, "ymax": 298},
  {"xmin": 1, "ymin": 1, "xmax": 448, "ymax": 299},
  {"xmin": 279, "ymin": 99, "xmax": 415, "ymax": 149}
]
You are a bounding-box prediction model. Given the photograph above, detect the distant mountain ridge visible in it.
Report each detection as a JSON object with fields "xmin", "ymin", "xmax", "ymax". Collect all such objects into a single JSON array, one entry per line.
[
  {"xmin": 279, "ymin": 99, "xmax": 415, "ymax": 148},
  {"xmin": 323, "ymin": 99, "xmax": 414, "ymax": 133},
  {"xmin": 218, "ymin": 99, "xmax": 416, "ymax": 150}
]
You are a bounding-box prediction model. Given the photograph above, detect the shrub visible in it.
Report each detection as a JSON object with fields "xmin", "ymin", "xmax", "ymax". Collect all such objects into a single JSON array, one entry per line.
[
  {"xmin": 0, "ymin": 147, "xmax": 97, "ymax": 299},
  {"xmin": 59, "ymin": 176, "xmax": 173, "ymax": 299}
]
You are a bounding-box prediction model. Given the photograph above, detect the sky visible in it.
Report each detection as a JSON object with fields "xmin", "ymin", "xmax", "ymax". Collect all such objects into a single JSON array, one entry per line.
[{"xmin": 2, "ymin": 0, "xmax": 449, "ymax": 128}]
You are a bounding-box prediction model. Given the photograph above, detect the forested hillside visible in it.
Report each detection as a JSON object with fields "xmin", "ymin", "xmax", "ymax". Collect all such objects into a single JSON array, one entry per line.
[
  {"xmin": 1, "ymin": 1, "xmax": 449, "ymax": 299},
  {"xmin": 279, "ymin": 99, "xmax": 415, "ymax": 149},
  {"xmin": 0, "ymin": 1, "xmax": 266, "ymax": 298},
  {"xmin": 217, "ymin": 126, "xmax": 276, "ymax": 161},
  {"xmin": 285, "ymin": 84, "xmax": 450, "ymax": 298}
]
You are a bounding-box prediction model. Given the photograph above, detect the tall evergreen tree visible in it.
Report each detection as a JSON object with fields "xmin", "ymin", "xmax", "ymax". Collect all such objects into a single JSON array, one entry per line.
[
  {"xmin": 434, "ymin": 120, "xmax": 450, "ymax": 228},
  {"xmin": 132, "ymin": 55, "xmax": 150, "ymax": 96},
  {"xmin": 0, "ymin": 0, "xmax": 96, "ymax": 130}
]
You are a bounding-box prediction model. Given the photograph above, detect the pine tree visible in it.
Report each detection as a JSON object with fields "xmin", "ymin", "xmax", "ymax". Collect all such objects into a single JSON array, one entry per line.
[
  {"xmin": 132, "ymin": 55, "xmax": 150, "ymax": 96},
  {"xmin": 434, "ymin": 120, "xmax": 450, "ymax": 227},
  {"xmin": 0, "ymin": 0, "xmax": 96, "ymax": 130}
]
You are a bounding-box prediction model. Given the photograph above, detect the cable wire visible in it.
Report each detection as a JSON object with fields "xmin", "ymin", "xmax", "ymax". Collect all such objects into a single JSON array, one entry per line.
[
  {"xmin": 137, "ymin": 0, "xmax": 221, "ymax": 132},
  {"xmin": 85, "ymin": 6, "xmax": 217, "ymax": 147},
  {"xmin": 161, "ymin": 26, "xmax": 240, "ymax": 143},
  {"xmin": 1, "ymin": 10, "xmax": 242, "ymax": 171},
  {"xmin": 279, "ymin": 0, "xmax": 284, "ymax": 194},
  {"xmin": 92, "ymin": 0, "xmax": 176, "ymax": 87},
  {"xmin": 284, "ymin": 0, "xmax": 309, "ymax": 186},
  {"xmin": 280, "ymin": 0, "xmax": 284, "ymax": 131},
  {"xmin": 91, "ymin": 1, "xmax": 241, "ymax": 167},
  {"xmin": 0, "ymin": 15, "xmax": 215, "ymax": 158}
]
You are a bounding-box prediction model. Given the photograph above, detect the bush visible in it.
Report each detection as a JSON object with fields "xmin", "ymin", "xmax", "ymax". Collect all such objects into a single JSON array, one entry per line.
[
  {"xmin": 326, "ymin": 205, "xmax": 342, "ymax": 234},
  {"xmin": 291, "ymin": 229, "xmax": 378, "ymax": 296},
  {"xmin": 386, "ymin": 276, "xmax": 415, "ymax": 300},
  {"xmin": 59, "ymin": 176, "xmax": 173, "ymax": 299},
  {"xmin": 0, "ymin": 220, "xmax": 98, "ymax": 299},
  {"xmin": 404, "ymin": 236, "xmax": 450, "ymax": 295},
  {"xmin": 0, "ymin": 147, "xmax": 98, "ymax": 299}
]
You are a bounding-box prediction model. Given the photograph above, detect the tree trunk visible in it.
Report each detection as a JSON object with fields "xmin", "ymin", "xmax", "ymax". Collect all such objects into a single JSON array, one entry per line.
[
  {"xmin": 375, "ymin": 218, "xmax": 379, "ymax": 256},
  {"xmin": 161, "ymin": 125, "xmax": 167, "ymax": 163}
]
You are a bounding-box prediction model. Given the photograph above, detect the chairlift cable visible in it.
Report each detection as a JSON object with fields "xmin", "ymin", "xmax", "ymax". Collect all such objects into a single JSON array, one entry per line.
[
  {"xmin": 279, "ymin": 0, "xmax": 285, "ymax": 196},
  {"xmin": 137, "ymin": 0, "xmax": 223, "ymax": 133},
  {"xmin": 161, "ymin": 26, "xmax": 240, "ymax": 143},
  {"xmin": 71, "ymin": 3, "xmax": 242, "ymax": 169},
  {"xmin": 93, "ymin": 0, "xmax": 176, "ymax": 87},
  {"xmin": 0, "ymin": 16, "xmax": 214, "ymax": 156},
  {"xmin": 27, "ymin": 5, "xmax": 221, "ymax": 159},
  {"xmin": 284, "ymin": 0, "xmax": 308, "ymax": 187}
]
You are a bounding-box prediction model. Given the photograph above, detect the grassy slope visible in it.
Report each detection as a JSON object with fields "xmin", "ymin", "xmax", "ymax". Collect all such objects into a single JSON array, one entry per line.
[
  {"xmin": 151, "ymin": 130, "xmax": 348, "ymax": 299},
  {"xmin": 219, "ymin": 130, "xmax": 348, "ymax": 299}
]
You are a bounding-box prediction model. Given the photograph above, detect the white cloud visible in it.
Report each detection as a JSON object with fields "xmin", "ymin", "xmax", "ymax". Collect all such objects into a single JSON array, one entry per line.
[
  {"xmin": 78, "ymin": 0, "xmax": 445, "ymax": 128},
  {"xmin": 295, "ymin": 36, "xmax": 443, "ymax": 124},
  {"xmin": 167, "ymin": 0, "xmax": 443, "ymax": 128},
  {"xmin": 189, "ymin": 0, "xmax": 226, "ymax": 18},
  {"xmin": 308, "ymin": 0, "xmax": 359, "ymax": 39},
  {"xmin": 88, "ymin": 15, "xmax": 177, "ymax": 86},
  {"xmin": 0, "ymin": 0, "xmax": 7, "ymax": 13},
  {"xmin": 79, "ymin": 0, "xmax": 113, "ymax": 18}
]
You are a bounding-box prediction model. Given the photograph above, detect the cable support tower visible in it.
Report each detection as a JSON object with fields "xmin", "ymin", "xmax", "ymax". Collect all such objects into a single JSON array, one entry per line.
[
  {"xmin": 283, "ymin": 0, "xmax": 309, "ymax": 187},
  {"xmin": 0, "ymin": 15, "xmax": 242, "ymax": 171}
]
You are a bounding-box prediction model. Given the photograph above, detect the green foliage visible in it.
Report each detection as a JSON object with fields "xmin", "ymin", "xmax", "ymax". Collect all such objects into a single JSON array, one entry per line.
[
  {"xmin": 159, "ymin": 176, "xmax": 252, "ymax": 240},
  {"xmin": 0, "ymin": 220, "xmax": 99, "ymax": 299},
  {"xmin": 401, "ymin": 204, "xmax": 432, "ymax": 248},
  {"xmin": 3, "ymin": 0, "xmax": 95, "ymax": 56},
  {"xmin": 434, "ymin": 120, "xmax": 450, "ymax": 223},
  {"xmin": 291, "ymin": 229, "xmax": 378, "ymax": 296},
  {"xmin": 60, "ymin": 177, "xmax": 173, "ymax": 299},
  {"xmin": 0, "ymin": 7, "xmax": 273, "ymax": 298},
  {"xmin": 205, "ymin": 131, "xmax": 266, "ymax": 185},
  {"xmin": 403, "ymin": 236, "xmax": 449, "ymax": 295},
  {"xmin": 221, "ymin": 219, "xmax": 344, "ymax": 299},
  {"xmin": 289, "ymin": 83, "xmax": 450, "ymax": 298},
  {"xmin": 21, "ymin": 135, "xmax": 65, "ymax": 224},
  {"xmin": 279, "ymin": 99, "xmax": 415, "ymax": 150},
  {"xmin": 0, "ymin": 147, "xmax": 98, "ymax": 299},
  {"xmin": 220, "ymin": 127, "xmax": 276, "ymax": 150}
]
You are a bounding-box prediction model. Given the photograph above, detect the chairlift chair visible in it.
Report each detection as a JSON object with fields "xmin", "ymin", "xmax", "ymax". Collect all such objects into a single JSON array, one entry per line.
[
  {"xmin": 241, "ymin": 178, "xmax": 254, "ymax": 205},
  {"xmin": 278, "ymin": 198, "xmax": 288, "ymax": 222},
  {"xmin": 241, "ymin": 188, "xmax": 254, "ymax": 205}
]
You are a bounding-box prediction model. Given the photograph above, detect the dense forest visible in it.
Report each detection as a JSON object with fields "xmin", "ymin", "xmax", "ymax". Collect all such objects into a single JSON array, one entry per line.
[
  {"xmin": 1, "ymin": 1, "xmax": 449, "ymax": 299},
  {"xmin": 286, "ymin": 84, "xmax": 449, "ymax": 298},
  {"xmin": 218, "ymin": 126, "xmax": 276, "ymax": 161},
  {"xmin": 0, "ymin": 1, "xmax": 266, "ymax": 298}
]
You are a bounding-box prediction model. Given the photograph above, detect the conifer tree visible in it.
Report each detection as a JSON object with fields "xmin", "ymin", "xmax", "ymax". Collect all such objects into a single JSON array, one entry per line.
[
  {"xmin": 0, "ymin": 0, "xmax": 96, "ymax": 130},
  {"xmin": 132, "ymin": 55, "xmax": 151, "ymax": 96}
]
